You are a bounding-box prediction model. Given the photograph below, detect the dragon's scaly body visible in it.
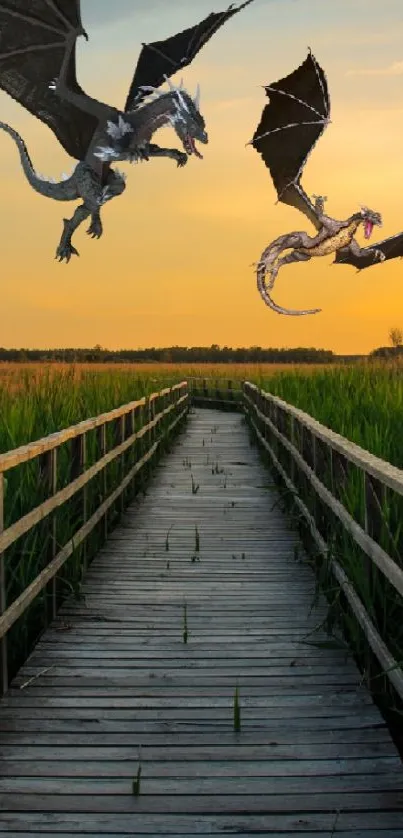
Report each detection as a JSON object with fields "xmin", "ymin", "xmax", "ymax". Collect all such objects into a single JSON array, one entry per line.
[{"xmin": 256, "ymin": 204, "xmax": 384, "ymax": 316}]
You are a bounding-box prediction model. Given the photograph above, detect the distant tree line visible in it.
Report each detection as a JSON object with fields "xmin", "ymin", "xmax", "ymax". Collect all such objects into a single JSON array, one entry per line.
[
  {"xmin": 0, "ymin": 345, "xmax": 342, "ymax": 364},
  {"xmin": 369, "ymin": 326, "xmax": 403, "ymax": 360}
]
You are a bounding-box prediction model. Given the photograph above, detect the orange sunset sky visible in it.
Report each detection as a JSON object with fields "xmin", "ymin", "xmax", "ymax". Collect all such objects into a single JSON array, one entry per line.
[{"xmin": 0, "ymin": 0, "xmax": 402, "ymax": 354}]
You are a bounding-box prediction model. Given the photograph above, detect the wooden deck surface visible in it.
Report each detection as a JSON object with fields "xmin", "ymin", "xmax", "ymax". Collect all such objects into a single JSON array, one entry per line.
[{"xmin": 0, "ymin": 408, "xmax": 402, "ymax": 836}]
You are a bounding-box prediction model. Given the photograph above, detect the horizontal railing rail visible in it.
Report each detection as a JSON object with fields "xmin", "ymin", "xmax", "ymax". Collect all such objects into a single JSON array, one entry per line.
[
  {"xmin": 189, "ymin": 377, "xmax": 243, "ymax": 410},
  {"xmin": 0, "ymin": 380, "xmax": 189, "ymax": 693},
  {"xmin": 242, "ymin": 380, "xmax": 403, "ymax": 702}
]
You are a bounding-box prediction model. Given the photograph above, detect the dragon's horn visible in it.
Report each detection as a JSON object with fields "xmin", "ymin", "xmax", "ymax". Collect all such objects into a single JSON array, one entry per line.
[{"xmin": 194, "ymin": 83, "xmax": 201, "ymax": 109}]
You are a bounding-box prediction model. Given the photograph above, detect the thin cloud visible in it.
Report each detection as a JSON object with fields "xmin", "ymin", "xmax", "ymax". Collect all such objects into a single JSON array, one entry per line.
[{"xmin": 346, "ymin": 61, "xmax": 403, "ymax": 77}]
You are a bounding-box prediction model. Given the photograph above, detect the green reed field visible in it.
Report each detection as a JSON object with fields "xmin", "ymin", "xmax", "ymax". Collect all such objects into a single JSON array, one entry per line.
[{"xmin": 0, "ymin": 360, "xmax": 402, "ymax": 466}]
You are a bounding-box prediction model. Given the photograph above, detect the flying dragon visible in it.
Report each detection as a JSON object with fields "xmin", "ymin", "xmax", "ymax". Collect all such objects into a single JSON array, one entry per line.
[
  {"xmin": 0, "ymin": 0, "xmax": 254, "ymax": 263},
  {"xmin": 249, "ymin": 49, "xmax": 402, "ymax": 316}
]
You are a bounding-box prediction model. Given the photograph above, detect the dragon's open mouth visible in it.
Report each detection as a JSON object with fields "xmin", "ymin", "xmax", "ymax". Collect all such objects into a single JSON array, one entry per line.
[
  {"xmin": 183, "ymin": 134, "xmax": 203, "ymax": 159},
  {"xmin": 364, "ymin": 220, "xmax": 374, "ymax": 239}
]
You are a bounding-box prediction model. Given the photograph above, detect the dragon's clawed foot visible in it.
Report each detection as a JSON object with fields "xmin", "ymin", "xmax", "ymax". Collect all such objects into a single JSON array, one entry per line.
[
  {"xmin": 175, "ymin": 151, "xmax": 188, "ymax": 168},
  {"xmin": 373, "ymin": 248, "xmax": 386, "ymax": 263},
  {"xmin": 86, "ymin": 217, "xmax": 103, "ymax": 239},
  {"xmin": 55, "ymin": 240, "xmax": 79, "ymax": 264}
]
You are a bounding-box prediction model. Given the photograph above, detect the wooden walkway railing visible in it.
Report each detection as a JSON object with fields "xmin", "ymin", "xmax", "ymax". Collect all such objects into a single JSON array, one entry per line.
[
  {"xmin": 243, "ymin": 380, "xmax": 403, "ymax": 705},
  {"xmin": 0, "ymin": 381, "xmax": 189, "ymax": 694}
]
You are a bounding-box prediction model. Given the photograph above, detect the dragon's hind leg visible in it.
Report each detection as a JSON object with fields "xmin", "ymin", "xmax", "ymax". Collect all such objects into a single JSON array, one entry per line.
[
  {"xmin": 85, "ymin": 168, "xmax": 126, "ymax": 240},
  {"xmin": 56, "ymin": 205, "xmax": 91, "ymax": 263},
  {"xmin": 55, "ymin": 164, "xmax": 127, "ymax": 261}
]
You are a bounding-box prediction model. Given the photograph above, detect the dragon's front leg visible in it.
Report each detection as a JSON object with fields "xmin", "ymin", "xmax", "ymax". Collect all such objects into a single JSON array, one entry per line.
[{"xmin": 145, "ymin": 143, "xmax": 188, "ymax": 167}]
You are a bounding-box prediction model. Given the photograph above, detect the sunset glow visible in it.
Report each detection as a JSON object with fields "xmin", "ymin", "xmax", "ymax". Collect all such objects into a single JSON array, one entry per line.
[{"xmin": 0, "ymin": 0, "xmax": 402, "ymax": 353}]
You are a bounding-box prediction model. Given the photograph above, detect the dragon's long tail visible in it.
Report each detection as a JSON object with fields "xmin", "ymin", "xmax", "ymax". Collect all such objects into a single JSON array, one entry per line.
[
  {"xmin": 255, "ymin": 232, "xmax": 321, "ymax": 316},
  {"xmin": 0, "ymin": 121, "xmax": 79, "ymax": 201}
]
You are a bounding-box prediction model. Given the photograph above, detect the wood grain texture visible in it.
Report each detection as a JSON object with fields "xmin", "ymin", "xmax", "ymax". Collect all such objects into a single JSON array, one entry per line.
[{"xmin": 0, "ymin": 408, "xmax": 401, "ymax": 835}]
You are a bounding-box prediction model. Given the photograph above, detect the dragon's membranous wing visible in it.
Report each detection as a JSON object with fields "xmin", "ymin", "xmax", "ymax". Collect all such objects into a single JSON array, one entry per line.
[
  {"xmin": 0, "ymin": 1, "xmax": 97, "ymax": 160},
  {"xmin": 335, "ymin": 233, "xmax": 403, "ymax": 270},
  {"xmin": 252, "ymin": 50, "xmax": 330, "ymax": 231},
  {"xmin": 124, "ymin": 0, "xmax": 254, "ymax": 112}
]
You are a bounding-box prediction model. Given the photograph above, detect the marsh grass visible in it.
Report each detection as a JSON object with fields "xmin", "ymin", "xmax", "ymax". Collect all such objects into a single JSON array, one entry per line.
[
  {"xmin": 165, "ymin": 525, "xmax": 174, "ymax": 552},
  {"xmin": 233, "ymin": 685, "xmax": 241, "ymax": 732},
  {"xmin": 191, "ymin": 474, "xmax": 200, "ymax": 494},
  {"xmin": 182, "ymin": 601, "xmax": 188, "ymax": 644},
  {"xmin": 194, "ymin": 526, "xmax": 200, "ymax": 553},
  {"xmin": 132, "ymin": 746, "xmax": 142, "ymax": 796}
]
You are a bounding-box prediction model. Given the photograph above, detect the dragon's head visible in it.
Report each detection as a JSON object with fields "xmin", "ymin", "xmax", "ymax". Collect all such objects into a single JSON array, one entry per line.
[
  {"xmin": 359, "ymin": 206, "xmax": 382, "ymax": 239},
  {"xmin": 167, "ymin": 82, "xmax": 208, "ymax": 159}
]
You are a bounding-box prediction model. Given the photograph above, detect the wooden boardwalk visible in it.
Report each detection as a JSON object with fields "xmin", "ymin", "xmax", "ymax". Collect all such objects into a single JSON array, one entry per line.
[{"xmin": 0, "ymin": 408, "xmax": 402, "ymax": 836}]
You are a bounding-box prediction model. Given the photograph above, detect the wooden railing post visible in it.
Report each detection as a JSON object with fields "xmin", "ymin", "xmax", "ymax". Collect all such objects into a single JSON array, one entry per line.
[
  {"xmin": 363, "ymin": 472, "xmax": 386, "ymax": 596},
  {"xmin": 71, "ymin": 432, "xmax": 87, "ymax": 569},
  {"xmin": 96, "ymin": 424, "xmax": 108, "ymax": 540},
  {"xmin": 0, "ymin": 473, "xmax": 7, "ymax": 695},
  {"xmin": 311, "ymin": 430, "xmax": 318, "ymax": 522},
  {"xmin": 289, "ymin": 416, "xmax": 296, "ymax": 485},
  {"xmin": 149, "ymin": 396, "xmax": 156, "ymax": 446},
  {"xmin": 39, "ymin": 448, "xmax": 58, "ymax": 622},
  {"xmin": 127, "ymin": 408, "xmax": 136, "ymax": 500},
  {"xmin": 114, "ymin": 415, "xmax": 125, "ymax": 517}
]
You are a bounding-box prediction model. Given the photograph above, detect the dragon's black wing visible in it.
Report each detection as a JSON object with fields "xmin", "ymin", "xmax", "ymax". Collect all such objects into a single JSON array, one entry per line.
[
  {"xmin": 0, "ymin": 1, "xmax": 98, "ymax": 160},
  {"xmin": 124, "ymin": 1, "xmax": 254, "ymax": 112},
  {"xmin": 251, "ymin": 50, "xmax": 330, "ymax": 231},
  {"xmin": 335, "ymin": 233, "xmax": 403, "ymax": 269}
]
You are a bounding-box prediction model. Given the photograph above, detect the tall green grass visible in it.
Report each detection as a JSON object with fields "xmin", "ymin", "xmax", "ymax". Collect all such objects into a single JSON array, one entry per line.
[
  {"xmin": 252, "ymin": 362, "xmax": 403, "ymax": 469},
  {"xmin": 0, "ymin": 366, "xmax": 180, "ymax": 453}
]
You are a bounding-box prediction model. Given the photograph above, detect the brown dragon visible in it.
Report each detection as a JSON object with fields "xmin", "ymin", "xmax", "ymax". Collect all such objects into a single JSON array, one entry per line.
[{"xmin": 250, "ymin": 51, "xmax": 387, "ymax": 316}]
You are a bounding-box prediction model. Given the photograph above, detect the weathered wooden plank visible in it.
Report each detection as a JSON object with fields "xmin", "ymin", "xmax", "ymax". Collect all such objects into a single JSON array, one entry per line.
[
  {"xmin": 0, "ymin": 811, "xmax": 402, "ymax": 833},
  {"xmin": 1, "ymin": 756, "xmax": 399, "ymax": 776},
  {"xmin": 1, "ymin": 772, "xmax": 402, "ymax": 795},
  {"xmin": 9, "ymin": 833, "xmax": 400, "ymax": 838},
  {"xmin": 0, "ymin": 790, "xmax": 402, "ymax": 813},
  {"xmin": 4, "ymin": 833, "xmax": 400, "ymax": 838},
  {"xmin": 2, "ymin": 694, "xmax": 374, "ymax": 711},
  {"xmin": 0, "ymin": 710, "xmax": 386, "ymax": 725},
  {"xmin": 1, "ymin": 727, "xmax": 391, "ymax": 744}
]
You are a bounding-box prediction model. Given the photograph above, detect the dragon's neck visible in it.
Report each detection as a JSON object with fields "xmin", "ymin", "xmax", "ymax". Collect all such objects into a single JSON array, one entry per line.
[
  {"xmin": 349, "ymin": 212, "xmax": 364, "ymax": 230},
  {"xmin": 130, "ymin": 93, "xmax": 184, "ymax": 142}
]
